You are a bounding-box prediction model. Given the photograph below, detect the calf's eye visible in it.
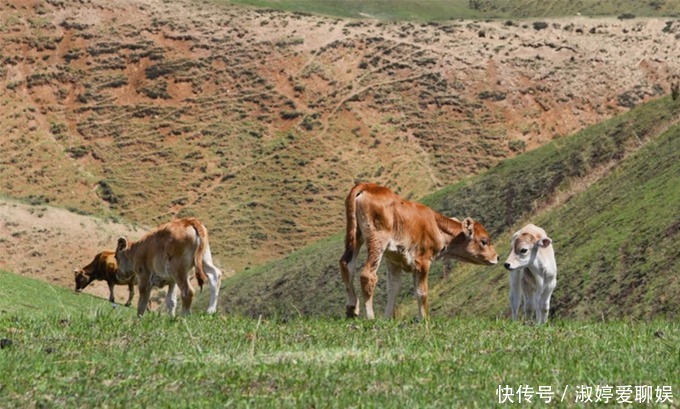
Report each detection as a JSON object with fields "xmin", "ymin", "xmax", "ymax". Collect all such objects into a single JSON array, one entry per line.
[
  {"xmin": 481, "ymin": 239, "xmax": 488, "ymax": 246},
  {"xmin": 520, "ymin": 248, "xmax": 528, "ymax": 254}
]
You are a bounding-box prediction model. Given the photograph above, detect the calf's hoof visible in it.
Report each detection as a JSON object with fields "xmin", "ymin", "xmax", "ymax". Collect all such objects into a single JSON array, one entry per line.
[{"xmin": 345, "ymin": 306, "xmax": 359, "ymax": 318}]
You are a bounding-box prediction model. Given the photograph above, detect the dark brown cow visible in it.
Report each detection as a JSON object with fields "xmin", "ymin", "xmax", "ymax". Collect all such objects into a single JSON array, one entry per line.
[
  {"xmin": 74, "ymin": 250, "xmax": 136, "ymax": 307},
  {"xmin": 339, "ymin": 183, "xmax": 499, "ymax": 320},
  {"xmin": 115, "ymin": 217, "xmax": 222, "ymax": 317}
]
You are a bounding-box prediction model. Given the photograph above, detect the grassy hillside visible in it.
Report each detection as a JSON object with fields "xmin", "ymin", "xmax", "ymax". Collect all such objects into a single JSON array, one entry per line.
[
  {"xmin": 229, "ymin": 0, "xmax": 680, "ymax": 20},
  {"xmin": 213, "ymin": 96, "xmax": 680, "ymax": 319},
  {"xmin": 426, "ymin": 109, "xmax": 680, "ymax": 320},
  {"xmin": 1, "ymin": 310, "xmax": 677, "ymax": 407},
  {"xmin": 2, "ymin": 0, "xmax": 678, "ymax": 276},
  {"xmin": 0, "ymin": 270, "xmax": 131, "ymax": 318}
]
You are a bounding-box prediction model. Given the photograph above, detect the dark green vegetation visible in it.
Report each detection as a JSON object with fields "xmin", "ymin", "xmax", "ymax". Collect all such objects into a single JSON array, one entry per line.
[
  {"xmin": 215, "ymin": 97, "xmax": 680, "ymax": 320},
  {"xmin": 1, "ymin": 285, "xmax": 678, "ymax": 408},
  {"xmin": 228, "ymin": 0, "xmax": 680, "ymax": 20}
]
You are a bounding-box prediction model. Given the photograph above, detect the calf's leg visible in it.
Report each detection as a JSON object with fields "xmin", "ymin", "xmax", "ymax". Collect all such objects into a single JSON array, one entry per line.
[
  {"xmin": 522, "ymin": 285, "xmax": 535, "ymax": 322},
  {"xmin": 537, "ymin": 281, "xmax": 556, "ymax": 324},
  {"xmin": 137, "ymin": 272, "xmax": 152, "ymax": 317},
  {"xmin": 165, "ymin": 282, "xmax": 177, "ymax": 316},
  {"xmin": 360, "ymin": 246, "xmax": 383, "ymax": 320},
  {"xmin": 414, "ymin": 260, "xmax": 431, "ymax": 321},
  {"xmin": 384, "ymin": 261, "xmax": 402, "ymax": 319},
  {"xmin": 125, "ymin": 282, "xmax": 134, "ymax": 307},
  {"xmin": 107, "ymin": 281, "xmax": 116, "ymax": 304},
  {"xmin": 174, "ymin": 271, "xmax": 194, "ymax": 316},
  {"xmin": 509, "ymin": 269, "xmax": 522, "ymax": 320},
  {"xmin": 339, "ymin": 235, "xmax": 363, "ymax": 318}
]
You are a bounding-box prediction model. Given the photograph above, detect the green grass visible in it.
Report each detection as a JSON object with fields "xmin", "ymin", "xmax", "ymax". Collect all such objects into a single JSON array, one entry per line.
[
  {"xmin": 226, "ymin": 0, "xmax": 486, "ymax": 20},
  {"xmin": 226, "ymin": 0, "xmax": 680, "ymax": 20},
  {"xmin": 1, "ymin": 309, "xmax": 678, "ymax": 407},
  {"xmin": 0, "ymin": 270, "xmax": 131, "ymax": 318},
  {"xmin": 215, "ymin": 96, "xmax": 680, "ymax": 320}
]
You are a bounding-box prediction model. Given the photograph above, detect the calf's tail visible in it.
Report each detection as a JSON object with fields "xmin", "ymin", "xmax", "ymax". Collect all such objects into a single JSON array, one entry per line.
[
  {"xmin": 341, "ymin": 183, "xmax": 364, "ymax": 262},
  {"xmin": 188, "ymin": 219, "xmax": 209, "ymax": 291}
]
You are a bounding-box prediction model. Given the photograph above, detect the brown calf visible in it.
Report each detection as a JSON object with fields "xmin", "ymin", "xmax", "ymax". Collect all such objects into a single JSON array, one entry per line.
[
  {"xmin": 339, "ymin": 183, "xmax": 499, "ymax": 320},
  {"xmin": 74, "ymin": 250, "xmax": 136, "ymax": 307},
  {"xmin": 115, "ymin": 218, "xmax": 222, "ymax": 316}
]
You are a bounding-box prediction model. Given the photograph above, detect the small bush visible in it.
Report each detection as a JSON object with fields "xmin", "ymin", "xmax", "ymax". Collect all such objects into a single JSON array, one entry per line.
[
  {"xmin": 300, "ymin": 113, "xmax": 321, "ymax": 131},
  {"xmin": 508, "ymin": 139, "xmax": 527, "ymax": 153},
  {"xmin": 533, "ymin": 21, "xmax": 549, "ymax": 31},
  {"xmin": 50, "ymin": 122, "xmax": 68, "ymax": 135},
  {"xmin": 280, "ymin": 111, "xmax": 303, "ymax": 120},
  {"xmin": 478, "ymin": 90, "xmax": 507, "ymax": 101},
  {"xmin": 97, "ymin": 180, "xmax": 118, "ymax": 205},
  {"xmin": 65, "ymin": 145, "xmax": 90, "ymax": 159},
  {"xmin": 140, "ymin": 80, "xmax": 171, "ymax": 99}
]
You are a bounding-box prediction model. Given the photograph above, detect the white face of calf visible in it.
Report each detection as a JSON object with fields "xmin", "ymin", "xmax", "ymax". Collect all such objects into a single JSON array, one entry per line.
[{"xmin": 503, "ymin": 225, "xmax": 552, "ymax": 271}]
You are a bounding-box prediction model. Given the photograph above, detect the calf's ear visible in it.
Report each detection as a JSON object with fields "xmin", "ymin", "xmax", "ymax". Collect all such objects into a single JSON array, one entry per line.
[
  {"xmin": 116, "ymin": 237, "xmax": 128, "ymax": 252},
  {"xmin": 462, "ymin": 217, "xmax": 475, "ymax": 238},
  {"xmin": 538, "ymin": 236, "xmax": 552, "ymax": 248}
]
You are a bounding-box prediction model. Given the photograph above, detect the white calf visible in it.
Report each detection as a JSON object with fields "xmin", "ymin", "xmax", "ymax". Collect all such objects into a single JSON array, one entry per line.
[{"xmin": 503, "ymin": 224, "xmax": 556, "ymax": 324}]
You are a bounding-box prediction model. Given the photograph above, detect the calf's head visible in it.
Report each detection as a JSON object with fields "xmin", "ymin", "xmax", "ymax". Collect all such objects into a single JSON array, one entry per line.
[
  {"xmin": 73, "ymin": 269, "xmax": 93, "ymax": 292},
  {"xmin": 504, "ymin": 224, "xmax": 552, "ymax": 271},
  {"xmin": 450, "ymin": 218, "xmax": 499, "ymax": 265}
]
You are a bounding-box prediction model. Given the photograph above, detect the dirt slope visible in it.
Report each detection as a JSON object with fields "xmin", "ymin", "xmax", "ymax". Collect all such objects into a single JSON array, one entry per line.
[{"xmin": 0, "ymin": 198, "xmax": 145, "ymax": 303}]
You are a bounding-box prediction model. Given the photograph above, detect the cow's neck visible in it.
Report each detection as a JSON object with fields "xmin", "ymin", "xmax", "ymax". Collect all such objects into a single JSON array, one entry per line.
[
  {"xmin": 434, "ymin": 212, "xmax": 463, "ymax": 239},
  {"xmin": 433, "ymin": 213, "xmax": 465, "ymax": 259}
]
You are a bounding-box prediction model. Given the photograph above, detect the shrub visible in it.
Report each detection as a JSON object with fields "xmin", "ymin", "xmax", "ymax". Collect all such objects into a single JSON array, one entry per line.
[
  {"xmin": 533, "ymin": 21, "xmax": 549, "ymax": 31},
  {"xmin": 96, "ymin": 180, "xmax": 118, "ymax": 205},
  {"xmin": 280, "ymin": 111, "xmax": 303, "ymax": 120},
  {"xmin": 508, "ymin": 139, "xmax": 527, "ymax": 153},
  {"xmin": 65, "ymin": 145, "xmax": 90, "ymax": 159},
  {"xmin": 140, "ymin": 80, "xmax": 171, "ymax": 99},
  {"xmin": 478, "ymin": 90, "xmax": 507, "ymax": 101}
]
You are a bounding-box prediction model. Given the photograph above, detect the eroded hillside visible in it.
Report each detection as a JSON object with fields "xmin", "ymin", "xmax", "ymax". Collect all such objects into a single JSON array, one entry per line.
[{"xmin": 1, "ymin": 0, "xmax": 678, "ymax": 272}]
